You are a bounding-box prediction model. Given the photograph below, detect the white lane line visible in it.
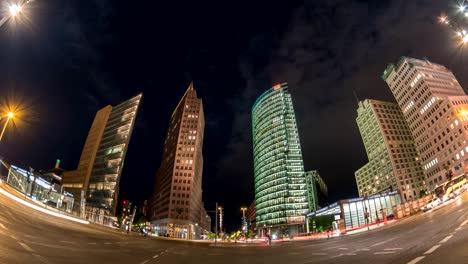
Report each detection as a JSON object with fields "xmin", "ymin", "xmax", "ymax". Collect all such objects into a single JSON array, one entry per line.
[
  {"xmin": 18, "ymin": 242, "xmax": 35, "ymax": 252},
  {"xmin": 439, "ymin": 235, "xmax": 453, "ymax": 244},
  {"xmin": 60, "ymin": 240, "xmax": 75, "ymax": 244},
  {"xmin": 153, "ymin": 255, "xmax": 159, "ymax": 259},
  {"xmin": 385, "ymin": 248, "xmax": 402, "ymax": 251},
  {"xmin": 371, "ymin": 237, "xmax": 396, "ymax": 247},
  {"xmin": 104, "ymin": 242, "xmax": 112, "ymax": 245},
  {"xmin": 424, "ymin": 245, "xmax": 441, "ymax": 255},
  {"xmin": 407, "ymin": 256, "xmax": 425, "ymax": 264},
  {"xmin": 139, "ymin": 260, "xmax": 149, "ymax": 264},
  {"xmin": 338, "ymin": 248, "xmax": 348, "ymax": 250},
  {"xmin": 88, "ymin": 242, "xmax": 96, "ymax": 245},
  {"xmin": 358, "ymin": 248, "xmax": 370, "ymax": 251},
  {"xmin": 374, "ymin": 251, "xmax": 396, "ymax": 255},
  {"xmin": 345, "ymin": 253, "xmax": 357, "ymax": 256},
  {"xmin": 310, "ymin": 253, "xmax": 328, "ymax": 255},
  {"xmin": 455, "ymin": 227, "xmax": 462, "ymax": 231},
  {"xmin": 461, "ymin": 220, "xmax": 468, "ymax": 227},
  {"xmin": 0, "ymin": 222, "xmax": 6, "ymax": 230},
  {"xmin": 32, "ymin": 254, "xmax": 51, "ymax": 264}
]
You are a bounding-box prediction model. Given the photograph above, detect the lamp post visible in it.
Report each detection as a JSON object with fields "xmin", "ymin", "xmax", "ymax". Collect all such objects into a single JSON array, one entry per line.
[
  {"xmin": 0, "ymin": 112, "xmax": 14, "ymax": 143},
  {"xmin": 241, "ymin": 207, "xmax": 247, "ymax": 234}
]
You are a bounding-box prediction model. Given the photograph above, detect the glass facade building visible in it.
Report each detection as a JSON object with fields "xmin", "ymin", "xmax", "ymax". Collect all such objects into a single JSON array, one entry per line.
[
  {"xmin": 307, "ymin": 191, "xmax": 401, "ymax": 231},
  {"xmin": 62, "ymin": 94, "xmax": 142, "ymax": 223},
  {"xmin": 252, "ymin": 83, "xmax": 313, "ymax": 237},
  {"xmin": 7, "ymin": 165, "xmax": 75, "ymax": 213},
  {"xmin": 86, "ymin": 94, "xmax": 142, "ymax": 217}
]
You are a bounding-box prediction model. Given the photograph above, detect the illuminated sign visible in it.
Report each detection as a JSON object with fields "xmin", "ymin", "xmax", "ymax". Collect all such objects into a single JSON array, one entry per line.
[{"xmin": 273, "ymin": 84, "xmax": 281, "ymax": 90}]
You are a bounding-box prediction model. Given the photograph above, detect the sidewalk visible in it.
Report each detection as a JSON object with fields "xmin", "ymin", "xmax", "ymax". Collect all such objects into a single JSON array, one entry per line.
[{"xmin": 0, "ymin": 181, "xmax": 89, "ymax": 224}]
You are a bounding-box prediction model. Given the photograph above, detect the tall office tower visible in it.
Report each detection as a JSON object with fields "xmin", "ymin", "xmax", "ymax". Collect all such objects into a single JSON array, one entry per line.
[
  {"xmin": 304, "ymin": 170, "xmax": 328, "ymax": 208},
  {"xmin": 252, "ymin": 83, "xmax": 313, "ymax": 237},
  {"xmin": 355, "ymin": 99, "xmax": 426, "ymax": 202},
  {"xmin": 383, "ymin": 57, "xmax": 468, "ymax": 191},
  {"xmin": 149, "ymin": 83, "xmax": 205, "ymax": 239},
  {"xmin": 62, "ymin": 94, "xmax": 142, "ymax": 221}
]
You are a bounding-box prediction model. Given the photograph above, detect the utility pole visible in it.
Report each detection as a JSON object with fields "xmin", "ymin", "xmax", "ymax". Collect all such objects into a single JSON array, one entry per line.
[{"xmin": 215, "ymin": 202, "xmax": 218, "ymax": 244}]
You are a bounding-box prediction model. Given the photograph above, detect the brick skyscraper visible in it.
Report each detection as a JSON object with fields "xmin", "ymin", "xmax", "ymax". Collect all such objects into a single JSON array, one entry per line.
[
  {"xmin": 149, "ymin": 83, "xmax": 206, "ymax": 239},
  {"xmin": 383, "ymin": 57, "xmax": 468, "ymax": 191}
]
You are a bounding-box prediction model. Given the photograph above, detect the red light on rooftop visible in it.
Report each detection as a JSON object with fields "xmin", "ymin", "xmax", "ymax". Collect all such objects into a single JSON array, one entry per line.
[{"xmin": 273, "ymin": 84, "xmax": 281, "ymax": 90}]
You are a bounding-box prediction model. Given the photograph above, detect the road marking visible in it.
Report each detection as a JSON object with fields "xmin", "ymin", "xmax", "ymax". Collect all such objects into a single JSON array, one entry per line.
[
  {"xmin": 140, "ymin": 260, "xmax": 149, "ymax": 264},
  {"xmin": 0, "ymin": 222, "xmax": 6, "ymax": 230},
  {"xmin": 338, "ymin": 248, "xmax": 348, "ymax": 250},
  {"xmin": 424, "ymin": 245, "xmax": 441, "ymax": 255},
  {"xmin": 371, "ymin": 237, "xmax": 396, "ymax": 247},
  {"xmin": 104, "ymin": 242, "xmax": 112, "ymax": 245},
  {"xmin": 10, "ymin": 235, "xmax": 18, "ymax": 240},
  {"xmin": 407, "ymin": 256, "xmax": 425, "ymax": 264},
  {"xmin": 88, "ymin": 242, "xmax": 96, "ymax": 245},
  {"xmin": 288, "ymin": 252, "xmax": 300, "ymax": 255},
  {"xmin": 461, "ymin": 220, "xmax": 468, "ymax": 227},
  {"xmin": 358, "ymin": 248, "xmax": 370, "ymax": 251},
  {"xmin": 153, "ymin": 255, "xmax": 159, "ymax": 259},
  {"xmin": 345, "ymin": 253, "xmax": 356, "ymax": 256},
  {"xmin": 385, "ymin": 248, "xmax": 402, "ymax": 251},
  {"xmin": 310, "ymin": 253, "xmax": 328, "ymax": 255},
  {"xmin": 456, "ymin": 227, "xmax": 462, "ymax": 231},
  {"xmin": 439, "ymin": 235, "xmax": 453, "ymax": 244},
  {"xmin": 18, "ymin": 242, "xmax": 35, "ymax": 252},
  {"xmin": 60, "ymin": 240, "xmax": 75, "ymax": 244},
  {"xmin": 374, "ymin": 251, "xmax": 396, "ymax": 255},
  {"xmin": 32, "ymin": 254, "xmax": 51, "ymax": 264}
]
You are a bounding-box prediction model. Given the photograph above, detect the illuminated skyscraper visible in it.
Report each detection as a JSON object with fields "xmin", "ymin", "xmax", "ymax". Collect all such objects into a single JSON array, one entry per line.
[
  {"xmin": 383, "ymin": 57, "xmax": 468, "ymax": 191},
  {"xmin": 149, "ymin": 83, "xmax": 205, "ymax": 239},
  {"xmin": 355, "ymin": 99, "xmax": 426, "ymax": 201},
  {"xmin": 62, "ymin": 94, "xmax": 142, "ymax": 222},
  {"xmin": 252, "ymin": 83, "xmax": 313, "ymax": 237}
]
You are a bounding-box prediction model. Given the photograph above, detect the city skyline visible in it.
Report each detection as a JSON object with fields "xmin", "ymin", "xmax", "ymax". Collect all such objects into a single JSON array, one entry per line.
[{"xmin": 1, "ymin": 0, "xmax": 467, "ymax": 231}]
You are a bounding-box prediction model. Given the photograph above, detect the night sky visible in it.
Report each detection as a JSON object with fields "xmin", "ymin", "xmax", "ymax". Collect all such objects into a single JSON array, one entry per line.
[{"xmin": 0, "ymin": 0, "xmax": 467, "ymax": 231}]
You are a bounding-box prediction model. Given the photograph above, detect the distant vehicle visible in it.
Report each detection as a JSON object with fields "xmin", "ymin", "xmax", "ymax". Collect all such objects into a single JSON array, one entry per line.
[
  {"xmin": 423, "ymin": 198, "xmax": 441, "ymax": 212},
  {"xmin": 434, "ymin": 174, "xmax": 467, "ymax": 201}
]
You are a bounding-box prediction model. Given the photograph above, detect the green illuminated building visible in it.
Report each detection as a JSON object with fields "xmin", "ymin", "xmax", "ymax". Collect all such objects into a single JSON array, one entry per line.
[{"xmin": 252, "ymin": 83, "xmax": 313, "ymax": 237}]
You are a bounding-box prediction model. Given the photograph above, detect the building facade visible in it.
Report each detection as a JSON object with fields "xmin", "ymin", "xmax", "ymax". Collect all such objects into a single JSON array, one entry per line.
[
  {"xmin": 62, "ymin": 94, "xmax": 142, "ymax": 222},
  {"xmin": 305, "ymin": 170, "xmax": 328, "ymax": 208},
  {"xmin": 252, "ymin": 83, "xmax": 313, "ymax": 238},
  {"xmin": 149, "ymin": 83, "xmax": 206, "ymax": 240},
  {"xmin": 383, "ymin": 57, "xmax": 468, "ymax": 191},
  {"xmin": 355, "ymin": 99, "xmax": 427, "ymax": 201}
]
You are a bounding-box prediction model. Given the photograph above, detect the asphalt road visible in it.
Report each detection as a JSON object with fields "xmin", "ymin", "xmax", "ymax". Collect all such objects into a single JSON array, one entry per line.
[{"xmin": 0, "ymin": 182, "xmax": 467, "ymax": 264}]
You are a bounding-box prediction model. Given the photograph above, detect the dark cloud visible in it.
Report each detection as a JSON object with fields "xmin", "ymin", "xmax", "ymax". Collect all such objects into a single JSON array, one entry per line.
[{"xmin": 219, "ymin": 0, "xmax": 467, "ymax": 202}]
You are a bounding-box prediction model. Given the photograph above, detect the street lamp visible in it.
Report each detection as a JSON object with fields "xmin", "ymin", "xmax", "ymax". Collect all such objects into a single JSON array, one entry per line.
[
  {"xmin": 9, "ymin": 4, "xmax": 22, "ymax": 17},
  {"xmin": 241, "ymin": 207, "xmax": 247, "ymax": 234},
  {"xmin": 0, "ymin": 2, "xmax": 28, "ymax": 29},
  {"xmin": 0, "ymin": 112, "xmax": 14, "ymax": 142}
]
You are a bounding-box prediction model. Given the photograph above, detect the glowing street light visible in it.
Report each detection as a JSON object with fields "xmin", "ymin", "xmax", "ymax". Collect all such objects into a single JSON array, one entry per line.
[
  {"xmin": 0, "ymin": 112, "xmax": 15, "ymax": 143},
  {"xmin": 9, "ymin": 4, "xmax": 22, "ymax": 16}
]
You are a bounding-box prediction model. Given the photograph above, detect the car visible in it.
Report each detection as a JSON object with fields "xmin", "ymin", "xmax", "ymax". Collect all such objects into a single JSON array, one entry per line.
[{"xmin": 423, "ymin": 198, "xmax": 441, "ymax": 212}]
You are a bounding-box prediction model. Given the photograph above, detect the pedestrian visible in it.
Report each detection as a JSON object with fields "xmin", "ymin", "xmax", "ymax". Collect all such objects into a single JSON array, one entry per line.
[{"xmin": 265, "ymin": 233, "xmax": 271, "ymax": 245}]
